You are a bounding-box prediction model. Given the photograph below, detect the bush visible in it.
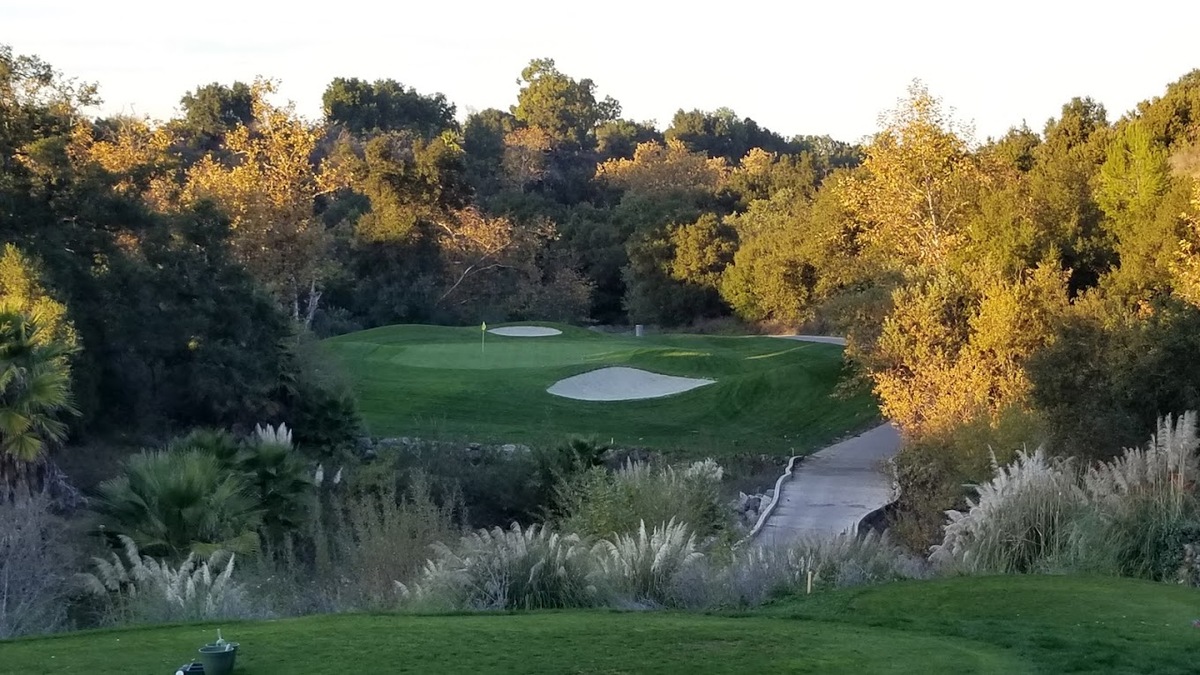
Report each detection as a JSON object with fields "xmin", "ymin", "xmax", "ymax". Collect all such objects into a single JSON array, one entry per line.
[
  {"xmin": 277, "ymin": 332, "xmax": 362, "ymax": 456},
  {"xmin": 890, "ymin": 406, "xmax": 1046, "ymax": 551},
  {"xmin": 248, "ymin": 471, "xmax": 459, "ymax": 615},
  {"xmin": 374, "ymin": 441, "xmax": 559, "ymax": 528},
  {"xmin": 592, "ymin": 519, "xmax": 703, "ymax": 607},
  {"xmin": 930, "ymin": 412, "xmax": 1200, "ymax": 580},
  {"xmin": 674, "ymin": 532, "xmax": 924, "ymax": 609},
  {"xmin": 77, "ymin": 536, "xmax": 253, "ymax": 626},
  {"xmin": 400, "ymin": 523, "xmax": 604, "ymax": 610},
  {"xmin": 93, "ymin": 450, "xmax": 262, "ymax": 559},
  {"xmin": 0, "ymin": 491, "xmax": 74, "ymax": 638},
  {"xmin": 1071, "ymin": 412, "xmax": 1200, "ymax": 579},
  {"xmin": 930, "ymin": 449, "xmax": 1084, "ymax": 574},
  {"xmin": 556, "ymin": 459, "xmax": 730, "ymax": 540}
]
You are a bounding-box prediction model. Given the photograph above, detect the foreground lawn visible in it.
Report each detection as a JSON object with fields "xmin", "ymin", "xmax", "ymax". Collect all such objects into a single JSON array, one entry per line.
[
  {"xmin": 6, "ymin": 577, "xmax": 1197, "ymax": 674},
  {"xmin": 324, "ymin": 323, "xmax": 877, "ymax": 456}
]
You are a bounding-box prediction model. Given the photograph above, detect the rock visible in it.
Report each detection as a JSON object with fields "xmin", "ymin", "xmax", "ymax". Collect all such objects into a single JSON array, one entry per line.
[
  {"xmin": 736, "ymin": 491, "xmax": 750, "ymax": 511},
  {"xmin": 500, "ymin": 444, "xmax": 518, "ymax": 455},
  {"xmin": 746, "ymin": 495, "xmax": 761, "ymax": 513},
  {"xmin": 764, "ymin": 488, "xmax": 775, "ymax": 501}
]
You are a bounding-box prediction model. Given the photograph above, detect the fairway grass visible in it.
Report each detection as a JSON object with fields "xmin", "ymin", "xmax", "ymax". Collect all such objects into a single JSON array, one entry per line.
[
  {"xmin": 324, "ymin": 324, "xmax": 878, "ymax": 456},
  {"xmin": 6, "ymin": 577, "xmax": 1196, "ymax": 674}
]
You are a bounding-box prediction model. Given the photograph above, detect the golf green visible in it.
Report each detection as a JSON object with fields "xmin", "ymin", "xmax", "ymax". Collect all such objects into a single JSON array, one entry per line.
[{"xmin": 324, "ymin": 323, "xmax": 878, "ymax": 455}]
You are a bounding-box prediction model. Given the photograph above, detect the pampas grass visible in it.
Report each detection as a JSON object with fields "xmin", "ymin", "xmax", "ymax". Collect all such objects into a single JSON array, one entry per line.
[
  {"xmin": 674, "ymin": 532, "xmax": 925, "ymax": 609},
  {"xmin": 557, "ymin": 459, "xmax": 729, "ymax": 540},
  {"xmin": 930, "ymin": 448, "xmax": 1084, "ymax": 573},
  {"xmin": 398, "ymin": 523, "xmax": 602, "ymax": 610},
  {"xmin": 932, "ymin": 412, "xmax": 1200, "ymax": 580},
  {"xmin": 593, "ymin": 519, "xmax": 703, "ymax": 607},
  {"xmin": 77, "ymin": 535, "xmax": 250, "ymax": 625}
]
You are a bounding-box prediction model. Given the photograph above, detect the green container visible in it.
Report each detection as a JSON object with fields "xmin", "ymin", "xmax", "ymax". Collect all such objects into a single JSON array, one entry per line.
[{"xmin": 198, "ymin": 644, "xmax": 237, "ymax": 675}]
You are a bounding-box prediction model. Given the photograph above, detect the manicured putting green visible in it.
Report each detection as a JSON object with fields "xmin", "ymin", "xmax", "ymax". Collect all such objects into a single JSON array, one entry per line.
[
  {"xmin": 346, "ymin": 340, "xmax": 633, "ymax": 370},
  {"xmin": 323, "ymin": 323, "xmax": 878, "ymax": 455}
]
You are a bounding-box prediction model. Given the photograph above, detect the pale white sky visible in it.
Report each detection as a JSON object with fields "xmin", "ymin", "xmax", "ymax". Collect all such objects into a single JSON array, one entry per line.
[{"xmin": 3, "ymin": 0, "xmax": 1197, "ymax": 143}]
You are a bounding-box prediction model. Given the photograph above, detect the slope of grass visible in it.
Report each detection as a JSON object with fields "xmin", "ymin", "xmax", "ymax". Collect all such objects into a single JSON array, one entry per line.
[
  {"xmin": 324, "ymin": 323, "xmax": 877, "ymax": 456},
  {"xmin": 5, "ymin": 576, "xmax": 1197, "ymax": 674},
  {"xmin": 0, "ymin": 610, "xmax": 1019, "ymax": 675},
  {"xmin": 761, "ymin": 575, "xmax": 1200, "ymax": 674}
]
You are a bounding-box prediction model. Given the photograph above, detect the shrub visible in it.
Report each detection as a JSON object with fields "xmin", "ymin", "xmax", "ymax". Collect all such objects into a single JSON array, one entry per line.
[
  {"xmin": 890, "ymin": 405, "xmax": 1045, "ymax": 551},
  {"xmin": 93, "ymin": 450, "xmax": 262, "ymax": 559},
  {"xmin": 242, "ymin": 423, "xmax": 314, "ymax": 544},
  {"xmin": 557, "ymin": 459, "xmax": 730, "ymax": 539},
  {"xmin": 1071, "ymin": 412, "xmax": 1200, "ymax": 579},
  {"xmin": 375, "ymin": 440, "xmax": 551, "ymax": 528},
  {"xmin": 330, "ymin": 472, "xmax": 459, "ymax": 608},
  {"xmin": 592, "ymin": 519, "xmax": 703, "ymax": 607},
  {"xmin": 77, "ymin": 536, "xmax": 252, "ymax": 625},
  {"xmin": 0, "ymin": 491, "xmax": 74, "ymax": 638},
  {"xmin": 247, "ymin": 471, "xmax": 459, "ymax": 615},
  {"xmin": 930, "ymin": 412, "xmax": 1200, "ymax": 580},
  {"xmin": 930, "ymin": 448, "xmax": 1084, "ymax": 573},
  {"xmin": 400, "ymin": 523, "xmax": 603, "ymax": 610},
  {"xmin": 277, "ymin": 332, "xmax": 361, "ymax": 455},
  {"xmin": 674, "ymin": 532, "xmax": 924, "ymax": 609}
]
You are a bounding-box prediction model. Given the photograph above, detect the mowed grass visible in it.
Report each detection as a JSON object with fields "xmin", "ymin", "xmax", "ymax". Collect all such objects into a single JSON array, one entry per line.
[
  {"xmin": 6, "ymin": 577, "xmax": 1197, "ymax": 674},
  {"xmin": 324, "ymin": 323, "xmax": 877, "ymax": 455}
]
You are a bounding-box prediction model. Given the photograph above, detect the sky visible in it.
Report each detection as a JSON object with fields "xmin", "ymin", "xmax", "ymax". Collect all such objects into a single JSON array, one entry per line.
[{"xmin": 3, "ymin": 0, "xmax": 1198, "ymax": 144}]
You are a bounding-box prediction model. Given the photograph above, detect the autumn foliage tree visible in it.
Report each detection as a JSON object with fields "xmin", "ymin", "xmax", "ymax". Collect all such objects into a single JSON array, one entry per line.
[{"xmin": 183, "ymin": 79, "xmax": 349, "ymax": 325}]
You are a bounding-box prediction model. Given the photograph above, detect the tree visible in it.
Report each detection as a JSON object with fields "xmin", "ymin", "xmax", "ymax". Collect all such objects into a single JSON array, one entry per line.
[
  {"xmin": 1173, "ymin": 176, "xmax": 1200, "ymax": 306},
  {"xmin": 345, "ymin": 130, "xmax": 470, "ymax": 242},
  {"xmin": 839, "ymin": 82, "xmax": 985, "ymax": 272},
  {"xmin": 512, "ymin": 58, "xmax": 617, "ymax": 148},
  {"xmin": 669, "ymin": 213, "xmax": 736, "ymax": 290},
  {"xmin": 595, "ymin": 118, "xmax": 662, "ymax": 160},
  {"xmin": 183, "ymin": 79, "xmax": 350, "ymax": 325},
  {"xmin": 462, "ymin": 108, "xmax": 515, "ymax": 196},
  {"xmin": 502, "ymin": 126, "xmax": 554, "ymax": 190},
  {"xmin": 0, "ymin": 245, "xmax": 75, "ymax": 349},
  {"xmin": 0, "ymin": 312, "xmax": 77, "ymax": 491},
  {"xmin": 322, "ymin": 77, "xmax": 456, "ymax": 138},
  {"xmin": 177, "ymin": 81, "xmax": 253, "ymax": 146},
  {"xmin": 595, "ymin": 139, "xmax": 726, "ymax": 201},
  {"xmin": 665, "ymin": 108, "xmax": 791, "ymax": 162}
]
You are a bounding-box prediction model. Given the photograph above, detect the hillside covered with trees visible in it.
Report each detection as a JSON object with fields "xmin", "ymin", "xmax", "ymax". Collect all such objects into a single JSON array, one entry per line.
[{"xmin": 4, "ymin": 42, "xmax": 1200, "ymax": 553}]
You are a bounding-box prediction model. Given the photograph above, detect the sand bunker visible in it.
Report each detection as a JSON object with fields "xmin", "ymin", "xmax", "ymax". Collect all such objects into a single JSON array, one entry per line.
[
  {"xmin": 488, "ymin": 326, "xmax": 563, "ymax": 337},
  {"xmin": 547, "ymin": 367, "xmax": 714, "ymax": 401}
]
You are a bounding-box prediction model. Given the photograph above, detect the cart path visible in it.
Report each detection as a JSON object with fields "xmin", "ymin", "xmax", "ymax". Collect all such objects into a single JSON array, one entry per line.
[{"xmin": 747, "ymin": 335, "xmax": 901, "ymax": 546}]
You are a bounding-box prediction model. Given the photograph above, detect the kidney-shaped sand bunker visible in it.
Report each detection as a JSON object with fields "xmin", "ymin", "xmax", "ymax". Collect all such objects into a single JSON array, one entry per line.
[{"xmin": 547, "ymin": 366, "xmax": 714, "ymax": 401}]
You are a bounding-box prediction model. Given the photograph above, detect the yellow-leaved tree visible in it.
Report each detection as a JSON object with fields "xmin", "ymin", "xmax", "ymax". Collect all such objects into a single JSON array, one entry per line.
[
  {"xmin": 182, "ymin": 79, "xmax": 349, "ymax": 325},
  {"xmin": 595, "ymin": 139, "xmax": 727, "ymax": 200},
  {"xmin": 839, "ymin": 82, "xmax": 986, "ymax": 272},
  {"xmin": 1172, "ymin": 175, "xmax": 1200, "ymax": 306},
  {"xmin": 66, "ymin": 117, "xmax": 179, "ymax": 211}
]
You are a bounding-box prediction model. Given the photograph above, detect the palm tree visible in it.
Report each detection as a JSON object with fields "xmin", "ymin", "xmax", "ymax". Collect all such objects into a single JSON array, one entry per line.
[
  {"xmin": 93, "ymin": 450, "xmax": 263, "ymax": 559},
  {"xmin": 0, "ymin": 311, "xmax": 78, "ymax": 491}
]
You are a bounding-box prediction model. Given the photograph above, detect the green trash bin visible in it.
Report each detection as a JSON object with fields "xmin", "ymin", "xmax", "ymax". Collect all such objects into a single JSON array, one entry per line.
[{"xmin": 197, "ymin": 643, "xmax": 238, "ymax": 675}]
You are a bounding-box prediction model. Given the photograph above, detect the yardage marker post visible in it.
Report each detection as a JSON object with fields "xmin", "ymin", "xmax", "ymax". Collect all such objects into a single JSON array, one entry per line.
[{"xmin": 481, "ymin": 321, "xmax": 487, "ymax": 355}]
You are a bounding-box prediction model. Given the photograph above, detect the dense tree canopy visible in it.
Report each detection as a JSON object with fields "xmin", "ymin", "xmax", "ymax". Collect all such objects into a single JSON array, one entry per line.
[{"xmin": 2, "ymin": 46, "xmax": 1200, "ymax": 541}]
